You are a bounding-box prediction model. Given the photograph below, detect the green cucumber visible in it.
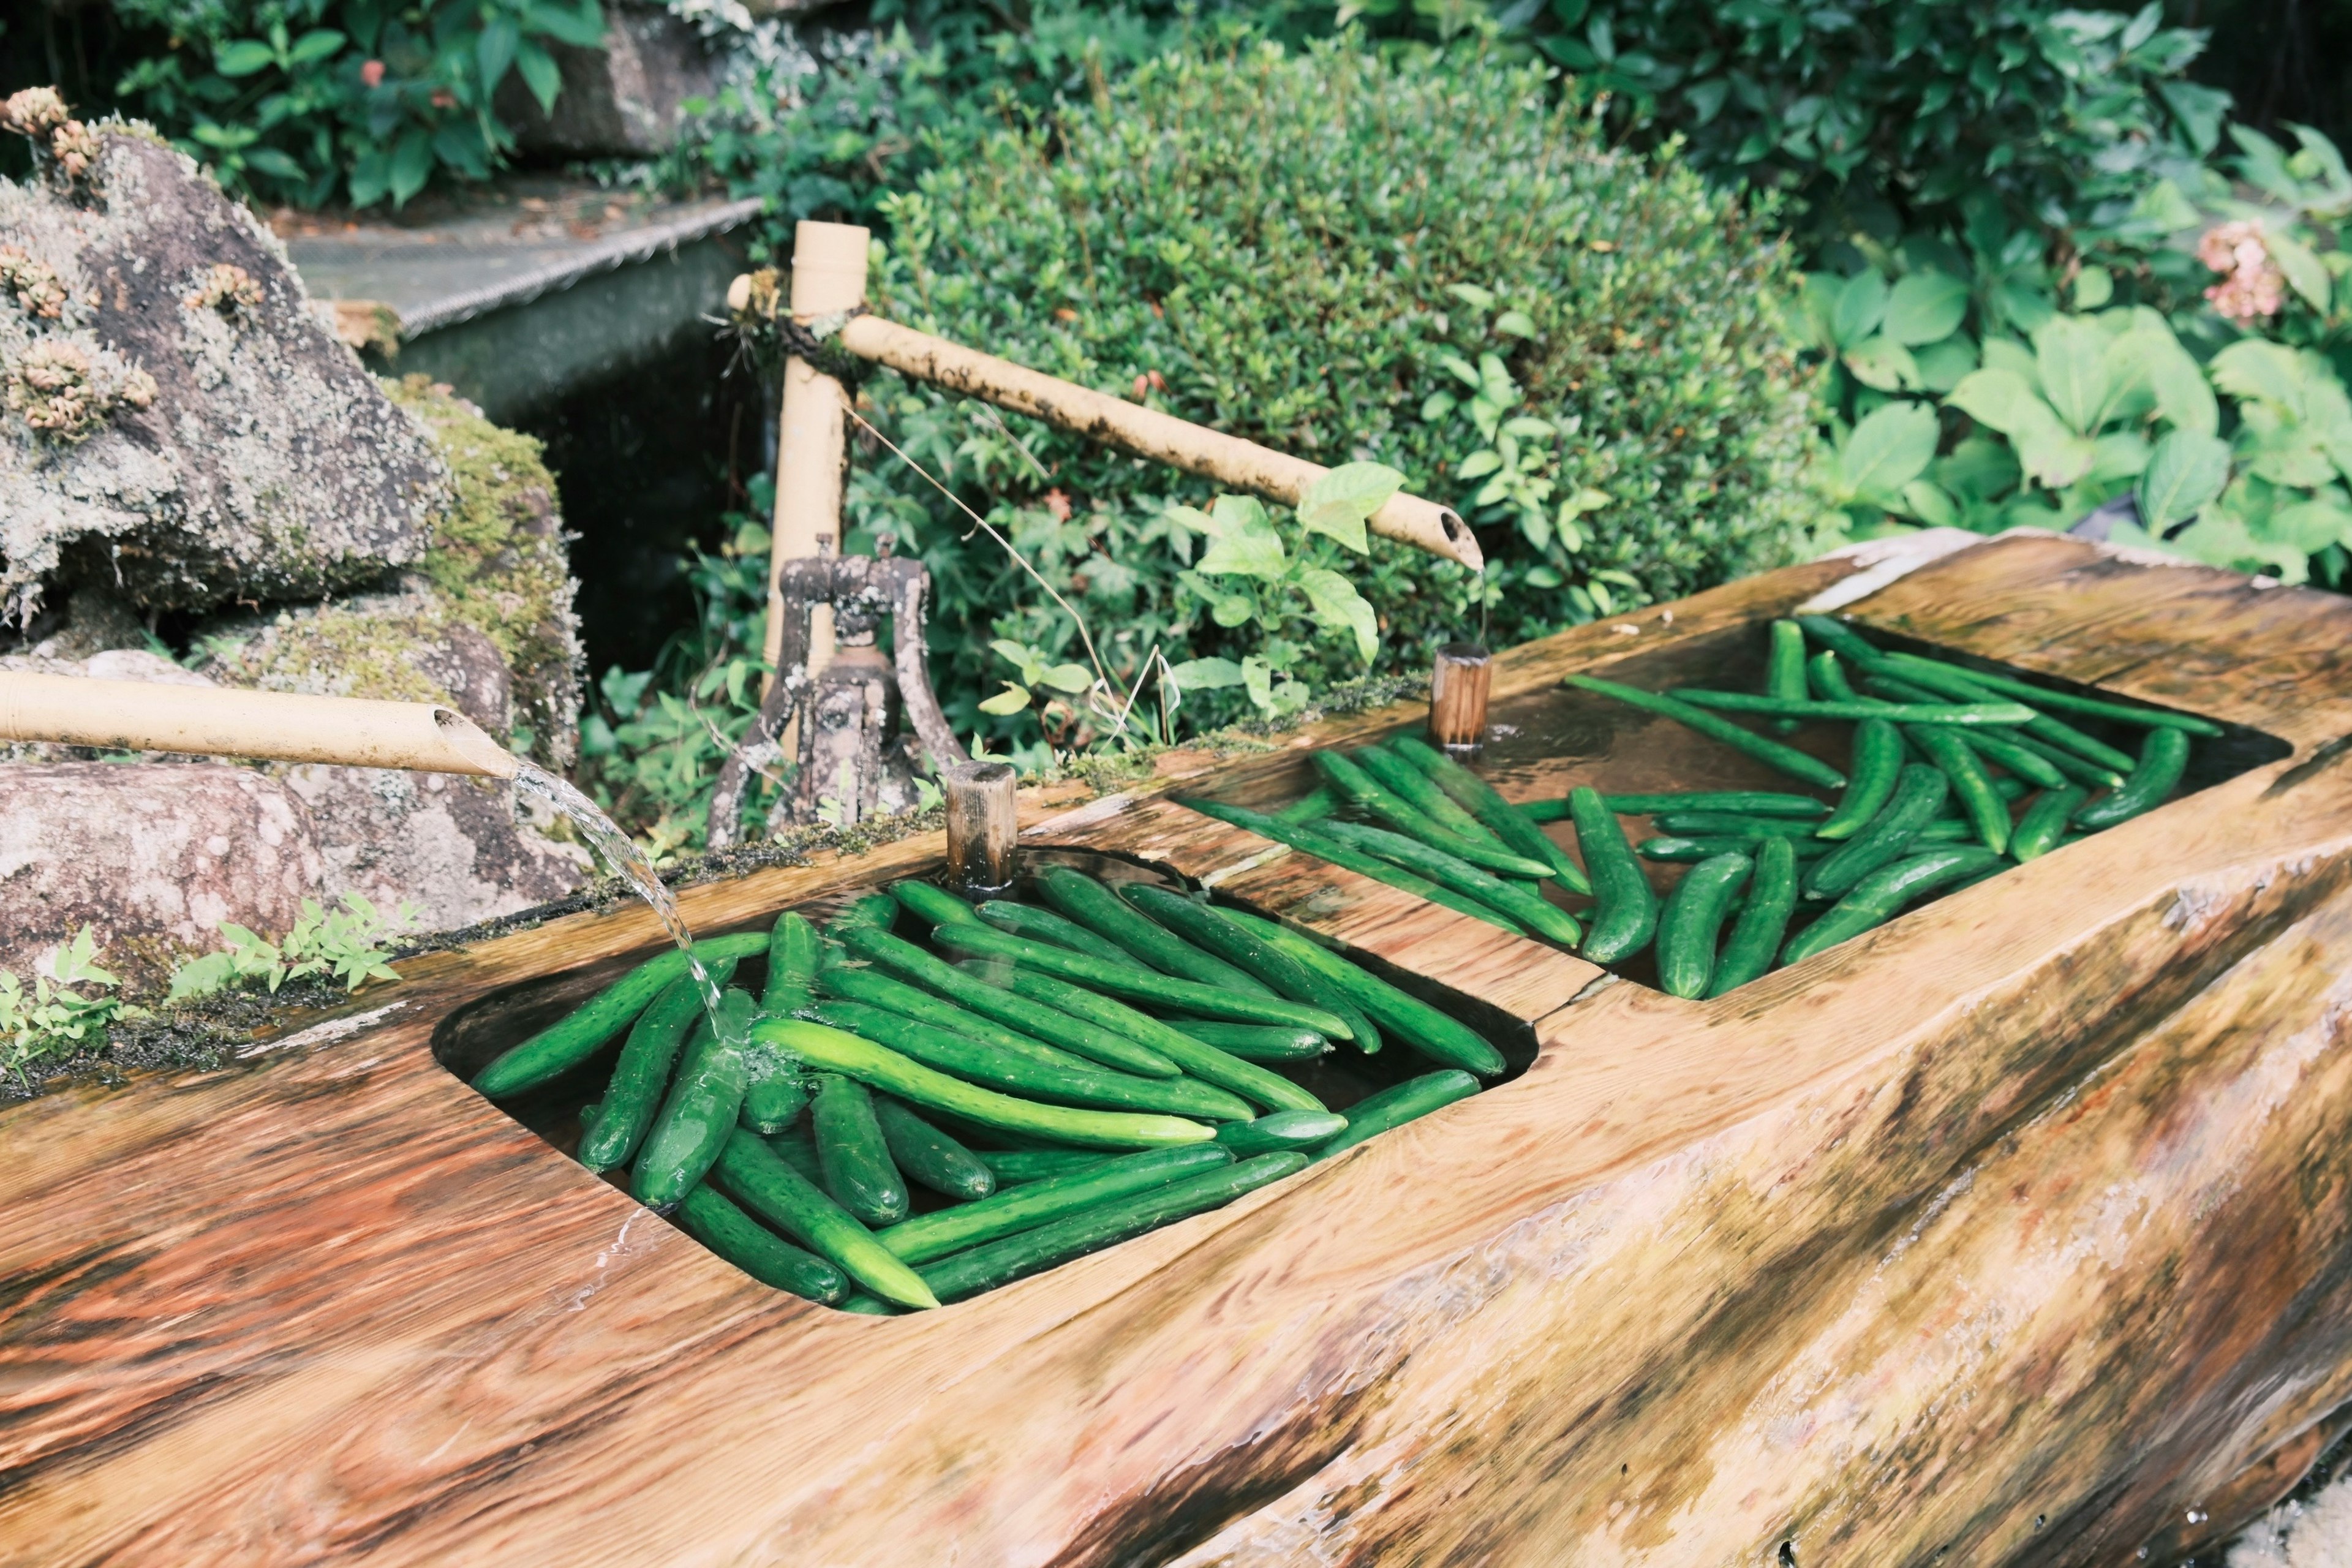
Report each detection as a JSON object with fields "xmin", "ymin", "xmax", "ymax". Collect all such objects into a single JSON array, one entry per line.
[
  {"xmin": 1909, "ymin": 726, "xmax": 2011, "ymax": 854},
  {"xmin": 886, "ymin": 879, "xmax": 982, "ymax": 929},
  {"xmin": 767, "ymin": 1125, "xmax": 824, "ymax": 1183},
  {"xmin": 1310, "ymin": 1071, "xmax": 1480, "ymax": 1161},
  {"xmin": 2010, "ymin": 785, "xmax": 2086, "ymax": 861},
  {"xmin": 472, "ymin": 930, "xmax": 767, "ymax": 1098},
  {"xmin": 712, "ymin": 1128, "xmax": 938, "ymax": 1308},
  {"xmin": 1671, "ymin": 691, "xmax": 2036, "ymax": 726},
  {"xmin": 1807, "ymin": 648, "xmax": 1860, "ymax": 703},
  {"xmin": 1565, "ymin": 674, "xmax": 1847, "ymax": 790},
  {"xmin": 579, "ymin": 970, "xmax": 725, "ymax": 1172},
  {"xmin": 1273, "ymin": 786, "xmax": 1336, "ymax": 824},
  {"xmin": 811, "ymin": 997, "xmax": 1255, "ymax": 1121},
  {"xmin": 1804, "ymin": 764, "xmax": 1949, "ymax": 899},
  {"xmin": 1861, "ymin": 655, "xmax": 2138, "ymax": 774},
  {"xmin": 1118, "ymin": 883, "xmax": 1384, "ymax": 1056},
  {"xmin": 2074, "ymin": 726, "xmax": 2191, "ymax": 829},
  {"xmin": 1766, "ymin": 617, "xmax": 1807, "ymax": 733},
  {"xmin": 1175, "ymin": 798, "xmax": 1531, "ymax": 934},
  {"xmin": 1641, "ymin": 833, "xmax": 1830, "ymax": 861},
  {"xmin": 834, "ymin": 925, "xmax": 1182, "ymax": 1077},
  {"xmin": 1216, "ymin": 908, "xmax": 1508, "ymax": 1077},
  {"xmin": 1215, "ymin": 1110, "xmax": 1348, "ymax": 1155},
  {"xmin": 1594, "ymin": 791, "xmax": 1828, "ymax": 819},
  {"xmin": 880, "ymin": 1146, "xmax": 1234, "ymax": 1264},
  {"xmin": 1569, "ymin": 785, "xmax": 1657, "ymax": 963},
  {"xmin": 739, "ymin": 1020, "xmax": 812, "ymax": 1138},
  {"xmin": 1706, "ymin": 835, "xmax": 1797, "ymax": 996},
  {"xmin": 1781, "ymin": 846, "xmax": 2009, "ymax": 965},
  {"xmin": 631, "ymin": 1003, "xmax": 753, "ymax": 1209},
  {"xmin": 755, "ymin": 1019, "xmax": 1216, "ymax": 1149},
  {"xmin": 1655, "ymin": 851, "xmax": 1752, "ymax": 999},
  {"xmin": 928, "ymin": 921, "xmax": 1355, "ymax": 1037},
  {"xmin": 956, "ymin": 962, "xmax": 1327, "ymax": 1114},
  {"xmin": 918, "ymin": 1153, "xmax": 1307, "ymax": 1303},
  {"xmin": 1313, "ymin": 818, "xmax": 1585, "ymax": 947},
  {"xmin": 1351, "ymin": 742, "xmax": 1509, "ymax": 848},
  {"xmin": 1167, "ymin": 1020, "xmax": 1330, "ymax": 1061},
  {"xmin": 1816, "ymin": 717, "xmax": 1902, "ymax": 841},
  {"xmin": 976, "ymin": 899, "xmax": 1155, "ymax": 968},
  {"xmin": 1385, "ymin": 734, "xmax": 1594, "ymax": 894},
  {"xmin": 1945, "ymin": 728, "xmax": 2068, "ymax": 789},
  {"xmin": 810, "ymin": 1072, "xmax": 906, "ymax": 1226},
  {"xmin": 1035, "ymin": 865, "xmax": 1271, "ymax": 993},
  {"xmin": 1913, "ymin": 818, "xmax": 1974, "ymax": 842},
  {"xmin": 1311, "ymin": 750, "xmax": 1551, "ymax": 878},
  {"xmin": 830, "ymin": 892, "xmax": 900, "ymax": 933},
  {"xmin": 871, "ymin": 1095, "xmax": 995, "ymax": 1202},
  {"xmin": 978, "ymin": 1148, "xmax": 1113, "ymax": 1186},
  {"xmin": 814, "ymin": 962, "xmax": 1129, "ymax": 1075},
  {"xmin": 763, "ymin": 910, "xmax": 820, "ymax": 1011},
  {"xmin": 1651, "ymin": 810, "xmax": 1823, "ymax": 837},
  {"xmin": 674, "ymin": 1183, "xmax": 846, "ymax": 1303},
  {"xmin": 1795, "ymin": 614, "xmax": 1883, "ymax": 664},
  {"xmin": 1980, "ymin": 726, "xmax": 2126, "ymax": 789},
  {"xmin": 1877, "ymin": 651, "xmax": 2220, "ymax": 736}
]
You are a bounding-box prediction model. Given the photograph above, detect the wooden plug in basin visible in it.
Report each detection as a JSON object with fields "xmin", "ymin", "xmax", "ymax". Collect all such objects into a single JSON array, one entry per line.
[{"xmin": 6, "ymin": 530, "xmax": 2352, "ymax": 1566}]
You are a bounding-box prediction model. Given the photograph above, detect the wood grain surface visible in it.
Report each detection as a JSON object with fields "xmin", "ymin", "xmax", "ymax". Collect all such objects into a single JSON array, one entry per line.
[{"xmin": 6, "ymin": 534, "xmax": 2351, "ymax": 1566}]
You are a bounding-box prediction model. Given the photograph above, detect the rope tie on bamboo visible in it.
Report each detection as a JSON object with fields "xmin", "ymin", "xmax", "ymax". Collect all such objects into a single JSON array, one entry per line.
[{"xmin": 775, "ymin": 305, "xmax": 871, "ymax": 386}]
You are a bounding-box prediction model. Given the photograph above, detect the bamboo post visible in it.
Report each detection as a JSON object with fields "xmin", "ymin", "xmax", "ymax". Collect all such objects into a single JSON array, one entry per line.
[
  {"xmin": 834, "ymin": 315, "xmax": 1483, "ymax": 571},
  {"xmin": 941, "ymin": 760, "xmax": 1019, "ymax": 900},
  {"xmin": 0, "ymin": 673, "xmax": 519, "ymax": 777},
  {"xmin": 1428, "ymin": 643, "xmax": 1492, "ymax": 757},
  {"xmin": 761, "ymin": 221, "xmax": 872, "ymax": 693}
]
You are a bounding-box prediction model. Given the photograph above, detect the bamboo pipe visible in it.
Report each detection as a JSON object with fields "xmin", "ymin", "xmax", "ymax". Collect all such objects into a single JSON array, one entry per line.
[
  {"xmin": 761, "ymin": 221, "xmax": 871, "ymax": 692},
  {"xmin": 0, "ymin": 673, "xmax": 521, "ymax": 778},
  {"xmin": 835, "ymin": 314, "xmax": 1485, "ymax": 572}
]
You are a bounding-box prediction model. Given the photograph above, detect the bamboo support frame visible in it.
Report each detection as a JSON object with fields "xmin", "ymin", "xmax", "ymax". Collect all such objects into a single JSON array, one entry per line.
[{"xmin": 0, "ymin": 673, "xmax": 519, "ymax": 777}]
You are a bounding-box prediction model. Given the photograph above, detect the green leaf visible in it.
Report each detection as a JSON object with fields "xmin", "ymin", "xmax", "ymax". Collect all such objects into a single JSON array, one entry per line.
[
  {"xmin": 1194, "ymin": 499, "xmax": 1286, "ymax": 578},
  {"xmin": 1493, "ymin": 309, "xmax": 1538, "ymax": 339},
  {"xmin": 286, "ymin": 28, "xmax": 345, "ymax": 66},
  {"xmin": 166, "ymin": 951, "xmax": 238, "ymax": 1003},
  {"xmin": 1913, "ymin": 336, "xmax": 1980, "ymax": 394},
  {"xmin": 2169, "ymin": 510, "xmax": 2310, "ymax": 582},
  {"xmin": 1438, "ymin": 353, "xmax": 1482, "ymax": 390},
  {"xmin": 1242, "ymin": 656, "xmax": 1275, "ymax": 713},
  {"xmin": 2129, "ymin": 326, "xmax": 2220, "ymax": 436},
  {"xmin": 1901, "ymin": 480, "xmax": 1958, "ymax": 527},
  {"xmin": 213, "ymin": 39, "xmax": 277, "ymax": 77},
  {"xmin": 2137, "ymin": 431, "xmax": 2232, "ymax": 527},
  {"xmin": 2030, "ymin": 316, "xmax": 2113, "ymax": 435},
  {"xmin": 478, "ymin": 17, "xmax": 521, "ymax": 92},
  {"xmin": 2269, "ymin": 496, "xmax": 2352, "ymax": 553},
  {"xmin": 1836, "ymin": 401, "xmax": 1940, "ymax": 507},
  {"xmin": 2267, "ymin": 228, "xmax": 2332, "ymax": 314},
  {"xmin": 388, "ymin": 127, "xmax": 434, "ymax": 208},
  {"xmin": 244, "ymin": 147, "xmax": 308, "ymax": 180},
  {"xmin": 525, "ymin": 0, "xmax": 608, "ymax": 47},
  {"xmin": 1830, "ymin": 270, "xmax": 1890, "ymax": 350},
  {"xmin": 977, "ymin": 684, "xmax": 1032, "ymax": 716},
  {"xmin": 1166, "ymin": 657, "xmax": 1246, "ymax": 692},
  {"xmin": 1947, "ymin": 368, "xmax": 2051, "ymax": 435},
  {"xmin": 2072, "ymin": 266, "xmax": 2114, "ymax": 310},
  {"xmin": 514, "ymin": 39, "xmax": 562, "ymax": 115},
  {"xmin": 1882, "ymin": 270, "xmax": 1969, "ymax": 345},
  {"xmin": 1455, "ymin": 450, "xmax": 1504, "ymax": 481},
  {"xmin": 1298, "ymin": 461, "xmax": 1403, "ymax": 554},
  {"xmin": 1038, "ymin": 663, "xmax": 1094, "ymax": 695},
  {"xmin": 2210, "ymin": 341, "xmax": 2307, "ymax": 413},
  {"xmin": 1446, "ymin": 282, "xmax": 1496, "ymax": 311},
  {"xmin": 1297, "ymin": 568, "xmax": 1379, "ymax": 664},
  {"xmin": 1842, "ymin": 336, "xmax": 1921, "ymax": 393}
]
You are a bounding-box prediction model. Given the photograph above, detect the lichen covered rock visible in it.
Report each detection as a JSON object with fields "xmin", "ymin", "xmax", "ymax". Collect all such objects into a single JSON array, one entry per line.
[{"xmin": 0, "ymin": 126, "xmax": 448, "ymax": 624}]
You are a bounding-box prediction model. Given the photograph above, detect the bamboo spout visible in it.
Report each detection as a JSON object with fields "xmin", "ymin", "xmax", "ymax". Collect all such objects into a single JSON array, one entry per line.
[{"xmin": 0, "ymin": 673, "xmax": 521, "ymax": 778}]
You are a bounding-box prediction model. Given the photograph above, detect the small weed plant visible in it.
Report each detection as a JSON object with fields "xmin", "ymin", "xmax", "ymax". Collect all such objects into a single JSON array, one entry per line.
[
  {"xmin": 167, "ymin": 893, "xmax": 421, "ymax": 1002},
  {"xmin": 0, "ymin": 929, "xmax": 138, "ymax": 1087}
]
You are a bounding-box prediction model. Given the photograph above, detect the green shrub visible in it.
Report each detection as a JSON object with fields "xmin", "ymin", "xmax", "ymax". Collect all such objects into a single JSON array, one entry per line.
[{"xmin": 851, "ymin": 37, "xmax": 1822, "ymax": 747}]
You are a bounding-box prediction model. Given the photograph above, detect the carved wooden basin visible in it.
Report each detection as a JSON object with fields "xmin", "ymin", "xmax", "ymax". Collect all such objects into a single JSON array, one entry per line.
[{"xmin": 6, "ymin": 530, "xmax": 2351, "ymax": 1566}]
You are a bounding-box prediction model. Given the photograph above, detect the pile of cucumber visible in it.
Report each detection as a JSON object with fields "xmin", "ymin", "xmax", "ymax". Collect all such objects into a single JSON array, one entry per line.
[
  {"xmin": 469, "ymin": 867, "xmax": 1506, "ymax": 1313},
  {"xmin": 1210, "ymin": 616, "xmax": 2214, "ymax": 1000}
]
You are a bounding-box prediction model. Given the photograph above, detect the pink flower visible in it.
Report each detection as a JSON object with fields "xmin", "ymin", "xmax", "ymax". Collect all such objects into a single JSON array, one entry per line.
[
  {"xmin": 2197, "ymin": 219, "xmax": 2285, "ymax": 322},
  {"xmin": 360, "ymin": 59, "xmax": 385, "ymax": 88}
]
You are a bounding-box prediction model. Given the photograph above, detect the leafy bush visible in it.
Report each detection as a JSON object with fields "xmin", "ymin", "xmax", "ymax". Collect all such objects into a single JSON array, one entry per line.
[
  {"xmin": 851, "ymin": 37, "xmax": 1821, "ymax": 747},
  {"xmin": 0, "ymin": 928, "xmax": 137, "ymax": 1086},
  {"xmin": 165, "ymin": 892, "xmax": 421, "ymax": 1000},
  {"xmin": 105, "ymin": 0, "xmax": 606, "ymax": 205}
]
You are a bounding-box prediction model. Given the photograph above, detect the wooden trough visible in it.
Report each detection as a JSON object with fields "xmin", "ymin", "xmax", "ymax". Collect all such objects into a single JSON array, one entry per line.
[{"xmin": 8, "ymin": 529, "xmax": 2352, "ymax": 1566}]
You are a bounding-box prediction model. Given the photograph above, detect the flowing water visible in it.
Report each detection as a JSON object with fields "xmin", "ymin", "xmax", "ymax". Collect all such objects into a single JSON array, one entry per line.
[{"xmin": 514, "ymin": 763, "xmax": 726, "ymax": 1024}]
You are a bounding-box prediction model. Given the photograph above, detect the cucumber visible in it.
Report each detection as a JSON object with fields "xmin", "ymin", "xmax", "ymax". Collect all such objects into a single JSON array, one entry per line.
[
  {"xmin": 886, "ymin": 879, "xmax": 981, "ymax": 929},
  {"xmin": 1568, "ymin": 786, "xmax": 1657, "ymax": 963},
  {"xmin": 976, "ymin": 899, "xmax": 1156, "ymax": 968},
  {"xmin": 978, "ymin": 1148, "xmax": 1112, "ymax": 1186},
  {"xmin": 1807, "ymin": 648, "xmax": 1859, "ymax": 703},
  {"xmin": 1311, "ymin": 750, "xmax": 1550, "ymax": 878},
  {"xmin": 1313, "ymin": 818, "xmax": 1585, "ymax": 947},
  {"xmin": 1804, "ymin": 764, "xmax": 1949, "ymax": 899},
  {"xmin": 834, "ymin": 925, "xmax": 1183, "ymax": 1078},
  {"xmin": 1175, "ymin": 798, "xmax": 1531, "ymax": 934},
  {"xmin": 1215, "ymin": 1110, "xmax": 1348, "ymax": 1155},
  {"xmin": 1781, "ymin": 846, "xmax": 2008, "ymax": 965},
  {"xmin": 871, "ymin": 1095, "xmax": 995, "ymax": 1202},
  {"xmin": 1167, "ymin": 1020, "xmax": 1331, "ymax": 1061},
  {"xmin": 1351, "ymin": 742, "xmax": 1508, "ymax": 848},
  {"xmin": 763, "ymin": 910, "xmax": 820, "ymax": 1010},
  {"xmin": 1978, "ymin": 726, "xmax": 2125, "ymax": 789},
  {"xmin": 630, "ymin": 1002, "xmax": 753, "ymax": 1209},
  {"xmin": 1118, "ymin": 883, "xmax": 1383, "ymax": 1055},
  {"xmin": 1216, "ymin": 908, "xmax": 1508, "ymax": 1077},
  {"xmin": 1385, "ymin": 734, "xmax": 1594, "ymax": 894},
  {"xmin": 1912, "ymin": 817, "xmax": 1975, "ymax": 842},
  {"xmin": 810, "ymin": 1072, "xmax": 907, "ymax": 1226},
  {"xmin": 1815, "ymin": 717, "xmax": 1902, "ymax": 841},
  {"xmin": 2010, "ymin": 785, "xmax": 2087, "ymax": 861},
  {"xmin": 674, "ymin": 1183, "xmax": 846, "ymax": 1304},
  {"xmin": 767, "ymin": 1125, "xmax": 824, "ymax": 1183},
  {"xmin": 808, "ymin": 998, "xmax": 1256, "ymax": 1121},
  {"xmin": 957, "ymin": 962, "xmax": 1327, "ymax": 1114},
  {"xmin": 880, "ymin": 1146, "xmax": 1233, "ymax": 1264},
  {"xmin": 1909, "ymin": 726, "xmax": 2011, "ymax": 854},
  {"xmin": 755, "ymin": 1019, "xmax": 1217, "ymax": 1149},
  {"xmin": 1640, "ymin": 833, "xmax": 1831, "ymax": 861},
  {"xmin": 1862, "ymin": 655, "xmax": 2138, "ymax": 774},
  {"xmin": 1654, "ymin": 851, "xmax": 1752, "ymax": 999},
  {"xmin": 918, "ymin": 1153, "xmax": 1308, "ymax": 1303},
  {"xmin": 1564, "ymin": 674, "xmax": 1847, "ymax": 790},
  {"xmin": 712, "ymin": 1127, "xmax": 938, "ymax": 1308},
  {"xmin": 1877, "ymin": 651, "xmax": 2221, "ymax": 736},
  {"xmin": 740, "ymin": 1020, "xmax": 812, "ymax": 1136},
  {"xmin": 1794, "ymin": 614, "xmax": 1883, "ymax": 665},
  {"xmin": 929, "ymin": 922, "xmax": 1356, "ymax": 1038},
  {"xmin": 1670, "ymin": 691, "xmax": 2035, "ymax": 726},
  {"xmin": 830, "ymin": 892, "xmax": 900, "ymax": 933},
  {"xmin": 1946, "ymin": 727, "xmax": 2068, "ymax": 790},
  {"xmin": 815, "ymin": 962, "xmax": 1176, "ymax": 1077},
  {"xmin": 1273, "ymin": 786, "xmax": 1337, "ymax": 824},
  {"xmin": 1766, "ymin": 617, "xmax": 1807, "ymax": 733},
  {"xmin": 579, "ymin": 968, "xmax": 727, "ymax": 1172},
  {"xmin": 1309, "ymin": 1071, "xmax": 1480, "ymax": 1160},
  {"xmin": 1035, "ymin": 865, "xmax": 1272, "ymax": 993},
  {"xmin": 1651, "ymin": 810, "xmax": 1823, "ymax": 837},
  {"xmin": 472, "ymin": 930, "xmax": 767, "ymax": 1098},
  {"xmin": 1706, "ymin": 835, "xmax": 1797, "ymax": 995},
  {"xmin": 2074, "ymin": 726, "xmax": 2191, "ymax": 829},
  {"xmin": 1596, "ymin": 791, "xmax": 1828, "ymax": 818}
]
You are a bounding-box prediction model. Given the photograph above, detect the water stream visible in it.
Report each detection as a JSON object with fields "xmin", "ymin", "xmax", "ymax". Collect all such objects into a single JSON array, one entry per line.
[{"xmin": 514, "ymin": 763, "xmax": 726, "ymax": 1025}]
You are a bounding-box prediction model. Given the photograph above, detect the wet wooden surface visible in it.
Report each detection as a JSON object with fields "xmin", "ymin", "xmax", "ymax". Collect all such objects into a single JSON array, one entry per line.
[{"xmin": 7, "ymin": 533, "xmax": 2352, "ymax": 1565}]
